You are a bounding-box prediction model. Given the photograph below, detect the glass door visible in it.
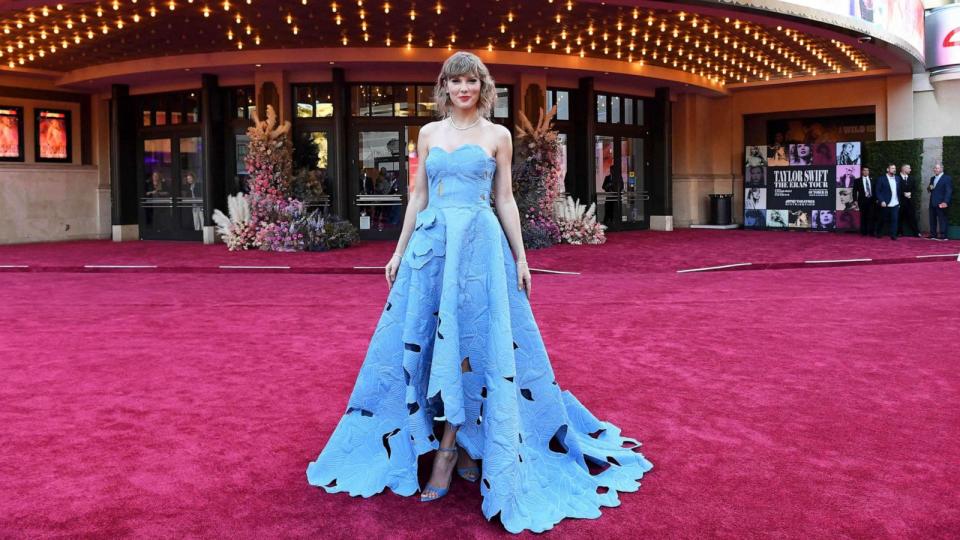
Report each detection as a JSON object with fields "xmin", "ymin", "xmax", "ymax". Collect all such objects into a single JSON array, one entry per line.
[
  {"xmin": 351, "ymin": 128, "xmax": 405, "ymax": 239},
  {"xmin": 140, "ymin": 138, "xmax": 175, "ymax": 239},
  {"xmin": 177, "ymin": 136, "xmax": 204, "ymax": 238},
  {"xmin": 620, "ymin": 137, "xmax": 648, "ymax": 226},
  {"xmin": 294, "ymin": 128, "xmax": 333, "ymax": 213},
  {"xmin": 595, "ymin": 135, "xmax": 617, "ymax": 227},
  {"xmin": 139, "ymin": 134, "xmax": 204, "ymax": 240},
  {"xmin": 594, "ymin": 134, "xmax": 649, "ymax": 230}
]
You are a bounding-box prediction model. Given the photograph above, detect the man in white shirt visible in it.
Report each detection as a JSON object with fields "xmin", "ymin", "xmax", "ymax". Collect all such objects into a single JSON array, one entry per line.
[{"xmin": 876, "ymin": 163, "xmax": 901, "ymax": 240}]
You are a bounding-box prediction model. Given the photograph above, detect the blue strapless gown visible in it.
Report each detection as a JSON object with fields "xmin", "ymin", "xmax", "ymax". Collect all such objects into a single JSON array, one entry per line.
[{"xmin": 306, "ymin": 143, "xmax": 652, "ymax": 533}]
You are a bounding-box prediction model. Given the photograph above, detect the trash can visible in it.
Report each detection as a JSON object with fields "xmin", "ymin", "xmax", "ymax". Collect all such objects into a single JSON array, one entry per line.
[{"xmin": 709, "ymin": 194, "xmax": 732, "ymax": 226}]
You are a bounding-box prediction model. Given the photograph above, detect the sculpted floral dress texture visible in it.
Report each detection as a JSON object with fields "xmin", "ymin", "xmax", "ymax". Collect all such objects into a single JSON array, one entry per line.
[{"xmin": 306, "ymin": 143, "xmax": 652, "ymax": 533}]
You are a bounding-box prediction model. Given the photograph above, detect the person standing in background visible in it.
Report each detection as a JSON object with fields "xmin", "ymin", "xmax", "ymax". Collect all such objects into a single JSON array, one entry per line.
[
  {"xmin": 927, "ymin": 163, "xmax": 953, "ymax": 241},
  {"xmin": 853, "ymin": 166, "xmax": 876, "ymax": 236},
  {"xmin": 876, "ymin": 163, "xmax": 901, "ymax": 240},
  {"xmin": 898, "ymin": 164, "xmax": 920, "ymax": 237}
]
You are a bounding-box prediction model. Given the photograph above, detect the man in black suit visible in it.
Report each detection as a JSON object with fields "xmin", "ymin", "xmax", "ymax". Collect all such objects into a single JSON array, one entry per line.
[
  {"xmin": 853, "ymin": 166, "xmax": 876, "ymax": 236},
  {"xmin": 927, "ymin": 162, "xmax": 953, "ymax": 241},
  {"xmin": 898, "ymin": 164, "xmax": 920, "ymax": 237},
  {"xmin": 876, "ymin": 163, "xmax": 902, "ymax": 240}
]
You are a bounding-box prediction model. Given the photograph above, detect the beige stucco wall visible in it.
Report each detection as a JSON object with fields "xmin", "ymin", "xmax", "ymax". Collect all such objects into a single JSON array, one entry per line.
[
  {"xmin": 913, "ymin": 75, "xmax": 960, "ymax": 139},
  {"xmin": 0, "ymin": 164, "xmax": 102, "ymax": 244}
]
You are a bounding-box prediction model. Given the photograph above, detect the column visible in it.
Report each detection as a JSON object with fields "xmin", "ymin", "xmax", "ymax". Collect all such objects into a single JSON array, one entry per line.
[
  {"xmin": 201, "ymin": 74, "xmax": 226, "ymax": 244},
  {"xmin": 109, "ymin": 84, "xmax": 139, "ymax": 241},
  {"xmin": 649, "ymin": 87, "xmax": 673, "ymax": 231}
]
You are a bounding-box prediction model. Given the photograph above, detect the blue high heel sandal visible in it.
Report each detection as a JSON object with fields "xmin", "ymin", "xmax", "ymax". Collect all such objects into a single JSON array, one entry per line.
[
  {"xmin": 456, "ymin": 455, "xmax": 481, "ymax": 483},
  {"xmin": 420, "ymin": 447, "xmax": 458, "ymax": 502}
]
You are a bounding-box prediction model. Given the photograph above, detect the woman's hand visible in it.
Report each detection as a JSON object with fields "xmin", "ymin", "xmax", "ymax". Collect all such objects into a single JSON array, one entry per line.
[
  {"xmin": 517, "ymin": 260, "xmax": 532, "ymax": 298},
  {"xmin": 385, "ymin": 253, "xmax": 401, "ymax": 289}
]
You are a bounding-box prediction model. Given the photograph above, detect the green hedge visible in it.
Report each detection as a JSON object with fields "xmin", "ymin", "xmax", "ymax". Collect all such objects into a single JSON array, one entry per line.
[
  {"xmin": 863, "ymin": 139, "xmax": 924, "ymax": 223},
  {"xmin": 943, "ymin": 136, "xmax": 960, "ymax": 226}
]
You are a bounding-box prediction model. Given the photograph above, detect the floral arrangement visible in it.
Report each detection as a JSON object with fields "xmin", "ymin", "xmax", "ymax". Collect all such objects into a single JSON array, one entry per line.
[
  {"xmin": 212, "ymin": 193, "xmax": 258, "ymax": 251},
  {"xmin": 245, "ymin": 105, "xmax": 293, "ymax": 225},
  {"xmin": 554, "ymin": 195, "xmax": 607, "ymax": 245},
  {"xmin": 513, "ymin": 105, "xmax": 564, "ymax": 249},
  {"xmin": 521, "ymin": 212, "xmax": 562, "ymax": 249},
  {"xmin": 253, "ymin": 197, "xmax": 306, "ymax": 252},
  {"xmin": 301, "ymin": 211, "xmax": 361, "ymax": 252},
  {"xmin": 214, "ymin": 104, "xmax": 359, "ymax": 252}
]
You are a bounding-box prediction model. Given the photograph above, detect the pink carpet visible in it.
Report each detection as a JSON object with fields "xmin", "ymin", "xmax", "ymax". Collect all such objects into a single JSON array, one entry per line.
[{"xmin": 1, "ymin": 231, "xmax": 958, "ymax": 538}]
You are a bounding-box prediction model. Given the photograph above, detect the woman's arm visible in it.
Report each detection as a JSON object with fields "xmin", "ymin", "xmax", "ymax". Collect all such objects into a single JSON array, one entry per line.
[
  {"xmin": 385, "ymin": 124, "xmax": 433, "ymax": 287},
  {"xmin": 491, "ymin": 125, "xmax": 523, "ymax": 260},
  {"xmin": 491, "ymin": 124, "xmax": 532, "ymax": 296}
]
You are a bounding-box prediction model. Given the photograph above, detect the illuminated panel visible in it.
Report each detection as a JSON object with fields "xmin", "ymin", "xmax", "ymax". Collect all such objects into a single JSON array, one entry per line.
[
  {"xmin": 36, "ymin": 108, "xmax": 70, "ymax": 162},
  {"xmin": 0, "ymin": 106, "xmax": 23, "ymax": 161}
]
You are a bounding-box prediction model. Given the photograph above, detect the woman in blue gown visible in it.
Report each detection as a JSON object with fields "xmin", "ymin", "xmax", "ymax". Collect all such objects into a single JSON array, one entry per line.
[{"xmin": 306, "ymin": 51, "xmax": 652, "ymax": 534}]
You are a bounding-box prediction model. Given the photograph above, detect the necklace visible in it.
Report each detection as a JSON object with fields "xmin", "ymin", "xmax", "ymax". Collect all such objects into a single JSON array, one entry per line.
[{"xmin": 448, "ymin": 115, "xmax": 481, "ymax": 131}]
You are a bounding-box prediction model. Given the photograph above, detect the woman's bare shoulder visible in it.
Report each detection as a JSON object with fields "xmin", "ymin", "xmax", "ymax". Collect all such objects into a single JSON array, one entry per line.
[
  {"xmin": 489, "ymin": 122, "xmax": 512, "ymax": 151},
  {"xmin": 417, "ymin": 120, "xmax": 446, "ymax": 147}
]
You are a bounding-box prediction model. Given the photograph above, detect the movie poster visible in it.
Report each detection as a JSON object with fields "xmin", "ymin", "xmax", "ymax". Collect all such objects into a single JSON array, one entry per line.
[
  {"xmin": 0, "ymin": 106, "xmax": 23, "ymax": 161},
  {"xmin": 745, "ymin": 141, "xmax": 862, "ymax": 232},
  {"xmin": 36, "ymin": 109, "xmax": 71, "ymax": 162}
]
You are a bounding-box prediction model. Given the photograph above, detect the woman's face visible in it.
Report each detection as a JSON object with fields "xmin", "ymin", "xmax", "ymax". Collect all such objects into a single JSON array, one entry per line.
[
  {"xmin": 817, "ymin": 211, "xmax": 834, "ymax": 226},
  {"xmin": 797, "ymin": 145, "xmax": 811, "ymax": 158},
  {"xmin": 839, "ymin": 190, "xmax": 852, "ymax": 204},
  {"xmin": 446, "ymin": 72, "xmax": 481, "ymax": 113}
]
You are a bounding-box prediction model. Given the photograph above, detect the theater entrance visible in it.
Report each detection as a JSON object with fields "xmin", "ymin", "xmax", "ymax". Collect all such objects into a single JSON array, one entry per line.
[
  {"xmin": 137, "ymin": 134, "xmax": 205, "ymax": 241},
  {"xmin": 594, "ymin": 135, "xmax": 649, "ymax": 230}
]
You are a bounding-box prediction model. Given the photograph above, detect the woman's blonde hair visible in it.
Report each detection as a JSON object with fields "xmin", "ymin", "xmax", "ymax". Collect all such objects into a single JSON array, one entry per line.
[{"xmin": 433, "ymin": 51, "xmax": 497, "ymax": 119}]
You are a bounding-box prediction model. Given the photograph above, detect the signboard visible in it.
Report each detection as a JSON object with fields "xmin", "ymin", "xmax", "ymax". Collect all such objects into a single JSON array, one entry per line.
[
  {"xmin": 744, "ymin": 142, "xmax": 862, "ymax": 232},
  {"xmin": 925, "ymin": 4, "xmax": 960, "ymax": 74}
]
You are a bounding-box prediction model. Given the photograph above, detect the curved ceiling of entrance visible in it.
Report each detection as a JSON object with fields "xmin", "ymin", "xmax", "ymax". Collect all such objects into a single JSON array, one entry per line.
[{"xmin": 0, "ymin": 0, "xmax": 889, "ymax": 87}]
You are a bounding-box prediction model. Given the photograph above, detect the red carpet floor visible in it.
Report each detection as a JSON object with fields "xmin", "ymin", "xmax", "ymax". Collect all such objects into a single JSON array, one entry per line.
[{"xmin": 1, "ymin": 231, "xmax": 958, "ymax": 538}]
